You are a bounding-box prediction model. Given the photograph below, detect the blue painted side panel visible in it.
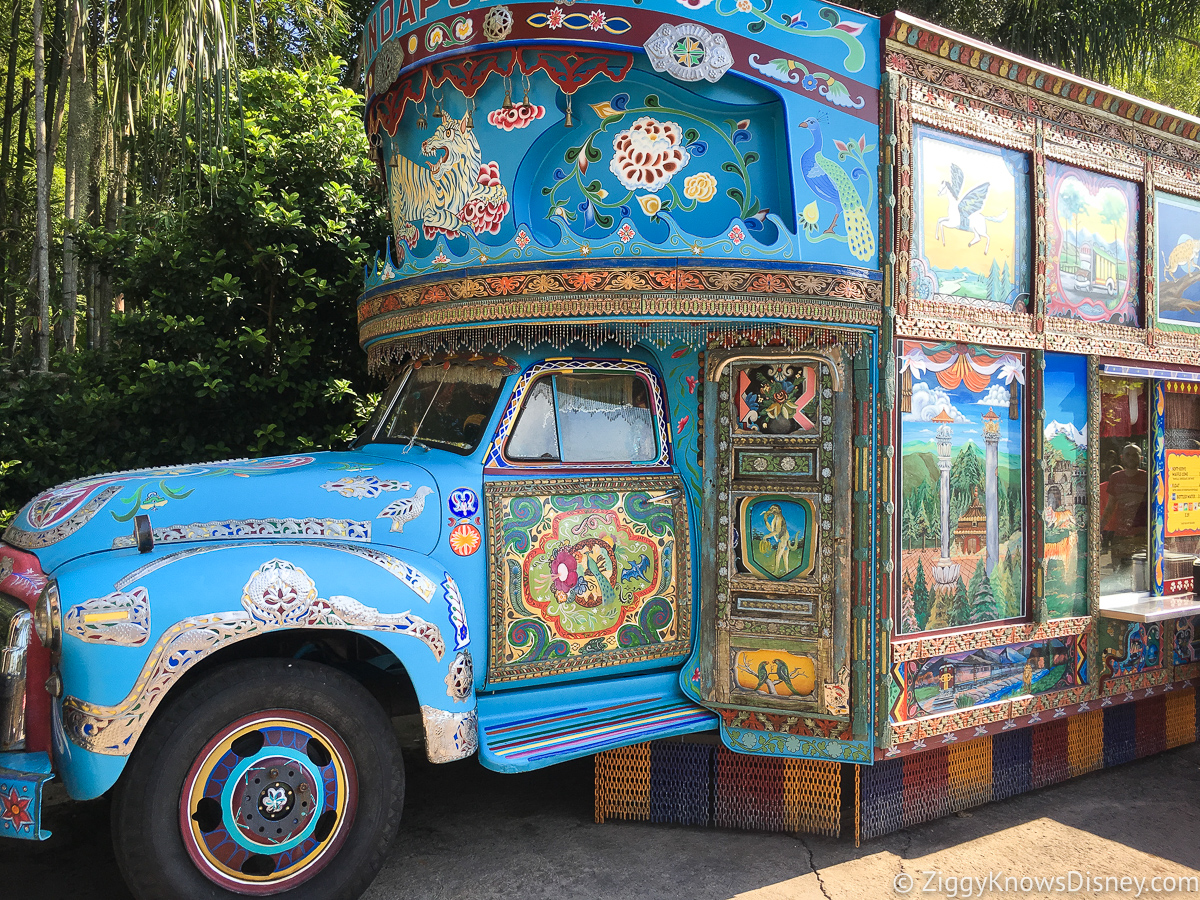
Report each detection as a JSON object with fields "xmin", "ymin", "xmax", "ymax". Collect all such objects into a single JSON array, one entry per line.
[{"xmin": 0, "ymin": 752, "xmax": 53, "ymax": 840}]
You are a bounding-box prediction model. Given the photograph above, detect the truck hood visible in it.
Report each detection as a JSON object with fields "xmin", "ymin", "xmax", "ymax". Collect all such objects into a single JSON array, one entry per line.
[{"xmin": 2, "ymin": 451, "xmax": 443, "ymax": 571}]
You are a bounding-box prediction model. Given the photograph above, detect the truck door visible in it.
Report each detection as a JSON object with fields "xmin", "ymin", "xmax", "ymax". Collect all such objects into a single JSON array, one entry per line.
[
  {"xmin": 691, "ymin": 337, "xmax": 875, "ymax": 761},
  {"xmin": 480, "ymin": 359, "xmax": 694, "ymax": 688}
]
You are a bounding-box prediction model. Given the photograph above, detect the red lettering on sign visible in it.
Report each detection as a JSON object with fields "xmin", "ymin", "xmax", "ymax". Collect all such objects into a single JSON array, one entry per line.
[{"xmin": 396, "ymin": 0, "xmax": 417, "ymax": 27}]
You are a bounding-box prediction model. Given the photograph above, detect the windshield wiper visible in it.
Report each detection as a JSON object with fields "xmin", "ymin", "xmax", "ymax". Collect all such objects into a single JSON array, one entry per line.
[{"xmin": 404, "ymin": 366, "xmax": 450, "ymax": 454}]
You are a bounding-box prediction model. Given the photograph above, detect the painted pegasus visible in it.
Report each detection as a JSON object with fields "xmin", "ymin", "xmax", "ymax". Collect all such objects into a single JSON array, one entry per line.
[{"xmin": 387, "ymin": 113, "xmax": 510, "ymax": 255}]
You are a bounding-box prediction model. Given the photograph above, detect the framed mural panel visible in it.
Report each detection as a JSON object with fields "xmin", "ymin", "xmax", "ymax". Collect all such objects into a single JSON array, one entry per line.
[
  {"xmin": 1155, "ymin": 191, "xmax": 1200, "ymax": 333},
  {"xmin": 905, "ymin": 635, "xmax": 1080, "ymax": 718},
  {"xmin": 910, "ymin": 124, "xmax": 1030, "ymax": 312},
  {"xmin": 1046, "ymin": 161, "xmax": 1140, "ymax": 326},
  {"xmin": 897, "ymin": 340, "xmax": 1027, "ymax": 635},
  {"xmin": 484, "ymin": 475, "xmax": 691, "ymax": 684},
  {"xmin": 1042, "ymin": 352, "xmax": 1089, "ymax": 619}
]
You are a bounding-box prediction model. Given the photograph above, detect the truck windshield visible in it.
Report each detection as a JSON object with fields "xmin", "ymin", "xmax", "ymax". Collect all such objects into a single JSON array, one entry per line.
[{"xmin": 366, "ymin": 363, "xmax": 507, "ymax": 454}]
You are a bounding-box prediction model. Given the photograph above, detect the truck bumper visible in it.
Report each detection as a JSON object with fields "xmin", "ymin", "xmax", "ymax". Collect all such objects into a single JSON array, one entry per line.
[{"xmin": 0, "ymin": 751, "xmax": 53, "ymax": 840}]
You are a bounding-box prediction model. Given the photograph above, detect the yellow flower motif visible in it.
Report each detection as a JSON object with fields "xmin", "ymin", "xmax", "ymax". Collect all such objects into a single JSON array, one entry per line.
[
  {"xmin": 453, "ymin": 18, "xmax": 473, "ymax": 40},
  {"xmin": 637, "ymin": 194, "xmax": 662, "ymax": 216},
  {"xmin": 683, "ymin": 172, "xmax": 718, "ymax": 203},
  {"xmin": 802, "ymin": 201, "xmax": 820, "ymax": 235}
]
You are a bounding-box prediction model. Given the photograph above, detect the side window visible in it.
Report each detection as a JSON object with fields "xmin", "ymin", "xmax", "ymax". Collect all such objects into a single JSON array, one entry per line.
[
  {"xmin": 507, "ymin": 379, "xmax": 560, "ymax": 461},
  {"xmin": 504, "ymin": 371, "xmax": 660, "ymax": 465}
]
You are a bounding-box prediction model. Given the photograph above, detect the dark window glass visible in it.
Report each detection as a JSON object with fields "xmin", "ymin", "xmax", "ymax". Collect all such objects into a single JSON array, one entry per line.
[
  {"xmin": 376, "ymin": 364, "xmax": 505, "ymax": 454},
  {"xmin": 1099, "ymin": 377, "xmax": 1149, "ymax": 595}
]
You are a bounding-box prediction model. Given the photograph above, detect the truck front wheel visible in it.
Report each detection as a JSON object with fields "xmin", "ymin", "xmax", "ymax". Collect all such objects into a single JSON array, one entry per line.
[{"xmin": 111, "ymin": 658, "xmax": 404, "ymax": 900}]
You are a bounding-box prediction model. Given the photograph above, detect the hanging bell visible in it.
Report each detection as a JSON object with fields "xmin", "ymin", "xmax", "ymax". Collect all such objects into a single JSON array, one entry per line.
[
  {"xmin": 432, "ymin": 96, "xmax": 443, "ymax": 119},
  {"xmin": 564, "ymin": 93, "xmax": 574, "ymax": 128},
  {"xmin": 416, "ymin": 103, "xmax": 427, "ymax": 130},
  {"xmin": 503, "ymin": 77, "xmax": 514, "ymax": 110}
]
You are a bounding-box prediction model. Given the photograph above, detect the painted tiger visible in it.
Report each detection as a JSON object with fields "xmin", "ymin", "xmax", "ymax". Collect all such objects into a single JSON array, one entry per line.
[
  {"xmin": 1163, "ymin": 236, "xmax": 1200, "ymax": 282},
  {"xmin": 387, "ymin": 113, "xmax": 511, "ymax": 256}
]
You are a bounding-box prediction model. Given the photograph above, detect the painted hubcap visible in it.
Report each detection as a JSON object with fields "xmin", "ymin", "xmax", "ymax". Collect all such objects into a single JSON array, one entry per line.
[{"xmin": 181, "ymin": 711, "xmax": 358, "ymax": 894}]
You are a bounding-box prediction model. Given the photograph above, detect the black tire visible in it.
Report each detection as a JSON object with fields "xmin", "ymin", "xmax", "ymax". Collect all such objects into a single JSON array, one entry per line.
[{"xmin": 111, "ymin": 658, "xmax": 404, "ymax": 900}]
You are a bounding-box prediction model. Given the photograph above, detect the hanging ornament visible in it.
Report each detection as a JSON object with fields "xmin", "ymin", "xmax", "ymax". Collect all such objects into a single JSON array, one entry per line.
[
  {"xmin": 416, "ymin": 101, "xmax": 428, "ymax": 131},
  {"xmin": 564, "ymin": 91, "xmax": 574, "ymax": 128}
]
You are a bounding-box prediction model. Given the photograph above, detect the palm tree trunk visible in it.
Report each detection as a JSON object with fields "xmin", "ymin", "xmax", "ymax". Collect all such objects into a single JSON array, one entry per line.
[
  {"xmin": 60, "ymin": 0, "xmax": 88, "ymax": 353},
  {"xmin": 4, "ymin": 77, "xmax": 28, "ymax": 357},
  {"xmin": 0, "ymin": 0, "xmax": 23, "ymax": 232},
  {"xmin": 33, "ymin": 0, "xmax": 49, "ymax": 371}
]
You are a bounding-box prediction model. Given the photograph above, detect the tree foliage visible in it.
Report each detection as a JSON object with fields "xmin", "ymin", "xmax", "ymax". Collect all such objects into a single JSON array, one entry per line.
[{"xmin": 0, "ymin": 60, "xmax": 387, "ymax": 521}]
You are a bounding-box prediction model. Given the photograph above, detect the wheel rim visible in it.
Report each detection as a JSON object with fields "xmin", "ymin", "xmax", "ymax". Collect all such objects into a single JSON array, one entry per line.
[{"xmin": 180, "ymin": 710, "xmax": 359, "ymax": 895}]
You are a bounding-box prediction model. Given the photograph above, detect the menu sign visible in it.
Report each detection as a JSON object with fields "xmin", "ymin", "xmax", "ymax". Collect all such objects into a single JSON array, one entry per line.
[{"xmin": 1166, "ymin": 449, "xmax": 1200, "ymax": 536}]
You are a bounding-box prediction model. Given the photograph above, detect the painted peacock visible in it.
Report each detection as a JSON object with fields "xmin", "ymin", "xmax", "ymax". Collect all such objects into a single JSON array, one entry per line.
[{"xmin": 798, "ymin": 116, "xmax": 875, "ymax": 262}]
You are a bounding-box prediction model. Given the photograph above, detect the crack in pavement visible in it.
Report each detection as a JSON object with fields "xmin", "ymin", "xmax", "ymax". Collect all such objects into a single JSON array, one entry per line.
[{"xmin": 794, "ymin": 834, "xmax": 833, "ymax": 900}]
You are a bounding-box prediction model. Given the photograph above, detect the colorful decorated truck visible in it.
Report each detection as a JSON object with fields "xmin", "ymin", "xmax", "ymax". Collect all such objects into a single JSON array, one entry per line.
[{"xmin": 6, "ymin": 1, "xmax": 1200, "ymax": 897}]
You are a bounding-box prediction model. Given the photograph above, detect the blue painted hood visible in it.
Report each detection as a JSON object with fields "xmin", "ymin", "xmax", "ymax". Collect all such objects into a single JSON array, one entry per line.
[{"xmin": 3, "ymin": 451, "xmax": 443, "ymax": 571}]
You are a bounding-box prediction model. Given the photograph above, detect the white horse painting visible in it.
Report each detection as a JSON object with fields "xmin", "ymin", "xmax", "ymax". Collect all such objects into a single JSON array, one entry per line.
[{"xmin": 935, "ymin": 163, "xmax": 1007, "ymax": 253}]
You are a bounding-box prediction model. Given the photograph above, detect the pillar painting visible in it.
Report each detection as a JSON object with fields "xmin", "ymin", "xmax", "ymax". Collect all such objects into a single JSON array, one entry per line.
[{"xmin": 897, "ymin": 340, "xmax": 1027, "ymax": 635}]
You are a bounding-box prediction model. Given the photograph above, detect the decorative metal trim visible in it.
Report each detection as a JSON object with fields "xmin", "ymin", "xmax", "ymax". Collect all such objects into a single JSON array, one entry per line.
[
  {"xmin": 64, "ymin": 588, "xmax": 151, "ymax": 647},
  {"xmin": 4, "ymin": 487, "xmax": 122, "ymax": 550},
  {"xmin": 110, "ymin": 517, "xmax": 372, "ymax": 549},
  {"xmin": 644, "ymin": 23, "xmax": 733, "ymax": 85},
  {"xmin": 420, "ymin": 705, "xmax": 479, "ymax": 763},
  {"xmin": 63, "ymin": 559, "xmax": 445, "ymax": 756}
]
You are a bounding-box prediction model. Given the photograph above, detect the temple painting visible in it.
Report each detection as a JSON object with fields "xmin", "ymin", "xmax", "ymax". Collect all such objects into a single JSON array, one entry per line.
[
  {"xmin": 905, "ymin": 636, "xmax": 1077, "ymax": 718},
  {"xmin": 1046, "ymin": 161, "xmax": 1140, "ymax": 325},
  {"xmin": 910, "ymin": 125, "xmax": 1029, "ymax": 311},
  {"xmin": 897, "ymin": 341, "xmax": 1026, "ymax": 635},
  {"xmin": 1173, "ymin": 615, "xmax": 1200, "ymax": 665},
  {"xmin": 1100, "ymin": 620, "xmax": 1161, "ymax": 678},
  {"xmin": 1042, "ymin": 352, "xmax": 1089, "ymax": 619},
  {"xmin": 1155, "ymin": 191, "xmax": 1200, "ymax": 332}
]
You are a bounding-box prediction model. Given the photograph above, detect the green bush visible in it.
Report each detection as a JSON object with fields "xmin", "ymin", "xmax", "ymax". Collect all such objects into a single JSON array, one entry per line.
[{"xmin": 0, "ymin": 59, "xmax": 389, "ymax": 525}]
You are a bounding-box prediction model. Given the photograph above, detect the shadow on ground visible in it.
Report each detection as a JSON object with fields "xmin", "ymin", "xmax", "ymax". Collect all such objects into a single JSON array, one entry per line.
[{"xmin": 3, "ymin": 734, "xmax": 1197, "ymax": 899}]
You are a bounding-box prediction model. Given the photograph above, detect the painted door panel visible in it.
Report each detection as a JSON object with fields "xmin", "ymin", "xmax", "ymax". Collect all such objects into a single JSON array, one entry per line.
[{"xmin": 483, "ymin": 476, "xmax": 691, "ymax": 686}]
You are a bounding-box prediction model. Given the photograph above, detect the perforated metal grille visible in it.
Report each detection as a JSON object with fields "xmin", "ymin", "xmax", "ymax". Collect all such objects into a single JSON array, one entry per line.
[
  {"xmin": 1031, "ymin": 720, "xmax": 1070, "ymax": 789},
  {"xmin": 859, "ymin": 757, "xmax": 903, "ymax": 841},
  {"xmin": 900, "ymin": 746, "xmax": 949, "ymax": 828},
  {"xmin": 594, "ymin": 742, "xmax": 652, "ymax": 823},
  {"xmin": 947, "ymin": 738, "xmax": 993, "ymax": 812},
  {"xmin": 991, "ymin": 728, "xmax": 1032, "ymax": 801},
  {"xmin": 1103, "ymin": 703, "xmax": 1137, "ymax": 768},
  {"xmin": 1135, "ymin": 695, "xmax": 1167, "ymax": 759},
  {"xmin": 715, "ymin": 748, "xmax": 787, "ymax": 832},
  {"xmin": 1067, "ymin": 709, "xmax": 1104, "ymax": 777},
  {"xmin": 650, "ymin": 741, "xmax": 713, "ymax": 827},
  {"xmin": 1166, "ymin": 688, "xmax": 1197, "ymax": 749},
  {"xmin": 783, "ymin": 758, "xmax": 842, "ymax": 837}
]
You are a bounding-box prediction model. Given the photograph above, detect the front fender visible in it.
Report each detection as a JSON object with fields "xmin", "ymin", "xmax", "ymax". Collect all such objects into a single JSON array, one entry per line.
[{"xmin": 52, "ymin": 540, "xmax": 476, "ymax": 800}]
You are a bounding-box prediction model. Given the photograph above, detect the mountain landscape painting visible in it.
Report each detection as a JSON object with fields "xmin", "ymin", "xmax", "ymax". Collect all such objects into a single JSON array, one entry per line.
[
  {"xmin": 898, "ymin": 340, "xmax": 1027, "ymax": 635},
  {"xmin": 1156, "ymin": 191, "xmax": 1200, "ymax": 332},
  {"xmin": 911, "ymin": 125, "xmax": 1029, "ymax": 312},
  {"xmin": 1043, "ymin": 352, "xmax": 1089, "ymax": 619},
  {"xmin": 905, "ymin": 635, "xmax": 1076, "ymax": 718},
  {"xmin": 1046, "ymin": 161, "xmax": 1140, "ymax": 325}
]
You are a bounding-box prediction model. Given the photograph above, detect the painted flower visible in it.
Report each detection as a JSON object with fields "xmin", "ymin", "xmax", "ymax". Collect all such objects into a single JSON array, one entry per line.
[
  {"xmin": 547, "ymin": 6, "xmax": 565, "ymax": 27},
  {"xmin": 1, "ymin": 787, "xmax": 32, "ymax": 830},
  {"xmin": 637, "ymin": 194, "xmax": 662, "ymax": 217},
  {"xmin": 802, "ymin": 73, "xmax": 819, "ymax": 90},
  {"xmin": 735, "ymin": 0, "xmax": 752, "ymax": 11},
  {"xmin": 460, "ymin": 198, "xmax": 510, "ymax": 234},
  {"xmin": 551, "ymin": 548, "xmax": 579, "ymax": 592},
  {"xmin": 691, "ymin": 242, "xmax": 704, "ymax": 255},
  {"xmin": 618, "ymin": 223, "xmax": 635, "ymax": 243},
  {"xmin": 580, "ymin": 244, "xmax": 592, "ymax": 256},
  {"xmin": 433, "ymin": 250, "xmax": 449, "ymax": 265},
  {"xmin": 453, "ymin": 17, "xmax": 473, "ymax": 40},
  {"xmin": 610, "ymin": 117, "xmax": 690, "ymax": 192},
  {"xmin": 801, "ymin": 200, "xmax": 820, "ymax": 235},
  {"xmin": 515, "ymin": 229, "xmax": 531, "ymax": 249},
  {"xmin": 588, "ymin": 9, "xmax": 606, "ymax": 29},
  {"xmin": 728, "ymin": 224, "xmax": 745, "ymax": 244},
  {"xmin": 683, "ymin": 171, "xmax": 717, "ymax": 203}
]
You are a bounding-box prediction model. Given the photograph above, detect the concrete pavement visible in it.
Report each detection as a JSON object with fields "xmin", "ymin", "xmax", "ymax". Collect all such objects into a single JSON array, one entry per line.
[{"xmin": 4, "ymin": 735, "xmax": 1198, "ymax": 899}]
